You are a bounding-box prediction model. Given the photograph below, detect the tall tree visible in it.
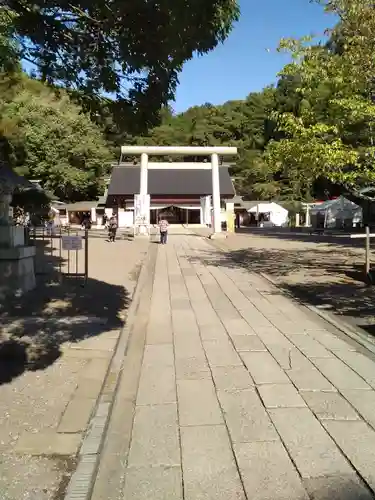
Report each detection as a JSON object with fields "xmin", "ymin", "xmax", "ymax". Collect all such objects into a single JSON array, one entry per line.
[
  {"xmin": 265, "ymin": 0, "xmax": 375, "ymax": 198},
  {"xmin": 0, "ymin": 76, "xmax": 112, "ymax": 200},
  {"xmin": 4, "ymin": 1, "xmax": 239, "ymax": 132}
]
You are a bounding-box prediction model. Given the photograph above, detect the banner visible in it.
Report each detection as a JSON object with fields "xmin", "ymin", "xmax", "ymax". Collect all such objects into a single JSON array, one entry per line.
[
  {"xmin": 226, "ymin": 202, "xmax": 235, "ymax": 233},
  {"xmin": 200, "ymin": 196, "xmax": 212, "ymax": 225},
  {"xmin": 134, "ymin": 194, "xmax": 150, "ymax": 226}
]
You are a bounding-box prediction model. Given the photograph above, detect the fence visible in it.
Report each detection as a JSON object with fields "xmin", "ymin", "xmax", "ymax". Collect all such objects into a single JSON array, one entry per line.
[{"xmin": 27, "ymin": 226, "xmax": 88, "ymax": 284}]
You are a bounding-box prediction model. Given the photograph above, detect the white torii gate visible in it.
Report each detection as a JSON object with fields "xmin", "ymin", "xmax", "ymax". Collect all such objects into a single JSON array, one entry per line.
[{"xmin": 120, "ymin": 145, "xmax": 238, "ymax": 234}]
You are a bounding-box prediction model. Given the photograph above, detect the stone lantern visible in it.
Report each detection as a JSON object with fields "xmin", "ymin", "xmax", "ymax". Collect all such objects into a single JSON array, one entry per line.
[{"xmin": 0, "ymin": 164, "xmax": 36, "ymax": 298}]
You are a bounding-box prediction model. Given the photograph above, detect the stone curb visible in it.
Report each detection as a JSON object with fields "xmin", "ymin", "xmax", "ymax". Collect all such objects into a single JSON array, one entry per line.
[{"xmin": 63, "ymin": 246, "xmax": 152, "ymax": 500}]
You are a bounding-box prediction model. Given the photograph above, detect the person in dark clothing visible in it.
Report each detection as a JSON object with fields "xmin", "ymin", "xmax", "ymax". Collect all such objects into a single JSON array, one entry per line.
[
  {"xmin": 159, "ymin": 218, "xmax": 169, "ymax": 244},
  {"xmin": 235, "ymin": 212, "xmax": 240, "ymax": 230},
  {"xmin": 82, "ymin": 217, "xmax": 91, "ymax": 230},
  {"xmin": 108, "ymin": 216, "xmax": 117, "ymax": 242}
]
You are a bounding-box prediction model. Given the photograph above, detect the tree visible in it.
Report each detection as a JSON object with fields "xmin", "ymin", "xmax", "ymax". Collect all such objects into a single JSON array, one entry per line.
[
  {"xmin": 265, "ymin": 0, "xmax": 375, "ymax": 198},
  {"xmin": 0, "ymin": 77, "xmax": 112, "ymax": 201},
  {"xmin": 4, "ymin": 1, "xmax": 239, "ymax": 132},
  {"xmin": 0, "ymin": 8, "xmax": 18, "ymax": 73}
]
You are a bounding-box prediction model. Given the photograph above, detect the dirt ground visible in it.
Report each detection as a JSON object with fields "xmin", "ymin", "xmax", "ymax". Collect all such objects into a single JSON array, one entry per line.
[
  {"xmin": 0, "ymin": 231, "xmax": 149, "ymax": 500},
  {"xmin": 195, "ymin": 227, "xmax": 375, "ymax": 336}
]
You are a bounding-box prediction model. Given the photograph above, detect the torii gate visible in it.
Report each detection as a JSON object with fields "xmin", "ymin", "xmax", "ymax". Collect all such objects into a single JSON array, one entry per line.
[{"xmin": 120, "ymin": 146, "xmax": 238, "ymax": 234}]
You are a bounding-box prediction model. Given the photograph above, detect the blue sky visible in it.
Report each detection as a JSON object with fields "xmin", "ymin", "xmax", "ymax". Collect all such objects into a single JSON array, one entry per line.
[{"xmin": 173, "ymin": 0, "xmax": 336, "ymax": 113}]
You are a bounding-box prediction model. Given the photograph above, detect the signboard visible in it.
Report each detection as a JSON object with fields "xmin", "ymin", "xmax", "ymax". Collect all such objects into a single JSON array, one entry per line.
[
  {"xmin": 226, "ymin": 202, "xmax": 235, "ymax": 233},
  {"xmin": 62, "ymin": 235, "xmax": 83, "ymax": 251},
  {"xmin": 134, "ymin": 194, "xmax": 150, "ymax": 226},
  {"xmin": 200, "ymin": 195, "xmax": 211, "ymax": 225}
]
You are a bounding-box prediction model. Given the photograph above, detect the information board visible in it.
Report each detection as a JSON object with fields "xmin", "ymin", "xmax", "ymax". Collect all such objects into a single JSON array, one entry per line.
[
  {"xmin": 62, "ymin": 235, "xmax": 83, "ymax": 251},
  {"xmin": 134, "ymin": 194, "xmax": 150, "ymax": 226}
]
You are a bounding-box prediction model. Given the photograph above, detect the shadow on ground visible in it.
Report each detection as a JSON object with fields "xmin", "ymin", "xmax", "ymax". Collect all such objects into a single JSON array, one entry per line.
[
  {"xmin": 190, "ymin": 241, "xmax": 375, "ymax": 327},
  {"xmin": 0, "ymin": 239, "xmax": 130, "ymax": 385},
  {"xmin": 302, "ymin": 474, "xmax": 373, "ymax": 500},
  {"xmin": 235, "ymin": 227, "xmax": 369, "ymax": 250}
]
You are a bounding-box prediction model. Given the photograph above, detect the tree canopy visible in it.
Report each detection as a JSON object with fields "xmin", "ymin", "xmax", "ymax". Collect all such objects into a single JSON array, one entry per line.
[
  {"xmin": 4, "ymin": 0, "xmax": 239, "ymax": 132},
  {"xmin": 265, "ymin": 0, "xmax": 375, "ymax": 197},
  {"xmin": 0, "ymin": 73, "xmax": 112, "ymax": 201}
]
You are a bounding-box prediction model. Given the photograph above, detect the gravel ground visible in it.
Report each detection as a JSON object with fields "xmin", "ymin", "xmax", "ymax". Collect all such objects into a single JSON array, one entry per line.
[
  {"xmin": 195, "ymin": 227, "xmax": 375, "ymax": 335},
  {"xmin": 0, "ymin": 233, "xmax": 149, "ymax": 500}
]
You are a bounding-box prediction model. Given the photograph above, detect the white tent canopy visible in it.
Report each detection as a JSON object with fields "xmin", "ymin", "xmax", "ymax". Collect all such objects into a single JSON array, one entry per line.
[
  {"xmin": 309, "ymin": 196, "xmax": 362, "ymax": 229},
  {"xmin": 248, "ymin": 202, "xmax": 288, "ymax": 227}
]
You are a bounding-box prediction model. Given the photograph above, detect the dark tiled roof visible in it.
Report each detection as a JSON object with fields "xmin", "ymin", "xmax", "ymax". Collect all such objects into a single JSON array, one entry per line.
[{"xmin": 107, "ymin": 166, "xmax": 235, "ymax": 197}]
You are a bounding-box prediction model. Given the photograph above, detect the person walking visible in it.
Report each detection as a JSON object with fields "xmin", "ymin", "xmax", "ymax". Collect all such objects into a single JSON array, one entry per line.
[
  {"xmin": 82, "ymin": 217, "xmax": 91, "ymax": 230},
  {"xmin": 159, "ymin": 217, "xmax": 169, "ymax": 244},
  {"xmin": 108, "ymin": 216, "xmax": 118, "ymax": 242}
]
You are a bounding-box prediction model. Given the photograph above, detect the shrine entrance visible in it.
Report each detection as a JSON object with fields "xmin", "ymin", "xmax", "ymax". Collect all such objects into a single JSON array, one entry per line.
[
  {"xmin": 119, "ymin": 146, "xmax": 238, "ymax": 235},
  {"xmin": 150, "ymin": 206, "xmax": 201, "ymax": 225}
]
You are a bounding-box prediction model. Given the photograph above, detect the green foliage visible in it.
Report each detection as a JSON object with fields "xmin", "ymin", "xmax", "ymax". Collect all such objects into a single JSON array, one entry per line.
[
  {"xmin": 0, "ymin": 76, "xmax": 113, "ymax": 201},
  {"xmin": 266, "ymin": 0, "xmax": 375, "ymax": 195},
  {"xmin": 5, "ymin": 0, "xmax": 239, "ymax": 132},
  {"xmin": 134, "ymin": 90, "xmax": 280, "ymax": 199},
  {"xmin": 0, "ymin": 8, "xmax": 18, "ymax": 73}
]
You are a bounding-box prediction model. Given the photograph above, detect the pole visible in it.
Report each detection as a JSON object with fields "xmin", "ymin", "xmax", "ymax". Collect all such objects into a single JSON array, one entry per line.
[
  {"xmin": 305, "ymin": 204, "xmax": 310, "ymax": 227},
  {"xmin": 139, "ymin": 153, "xmax": 148, "ymax": 235},
  {"xmin": 211, "ymin": 153, "xmax": 221, "ymax": 233},
  {"xmin": 84, "ymin": 228, "xmax": 88, "ymax": 285},
  {"xmin": 365, "ymin": 225, "xmax": 370, "ymax": 275},
  {"xmin": 140, "ymin": 153, "xmax": 148, "ymax": 195}
]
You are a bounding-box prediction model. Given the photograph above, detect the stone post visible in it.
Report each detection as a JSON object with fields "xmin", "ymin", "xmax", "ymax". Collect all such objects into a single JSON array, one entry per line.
[
  {"xmin": 211, "ymin": 153, "xmax": 221, "ymax": 234},
  {"xmin": 0, "ymin": 175, "xmax": 14, "ymax": 226},
  {"xmin": 0, "ymin": 175, "xmax": 36, "ymax": 298}
]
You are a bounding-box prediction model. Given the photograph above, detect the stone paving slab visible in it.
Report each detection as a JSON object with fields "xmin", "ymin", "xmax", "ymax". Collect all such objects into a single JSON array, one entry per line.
[
  {"xmin": 287, "ymin": 366, "xmax": 335, "ymax": 391},
  {"xmin": 178, "ymin": 379, "xmax": 224, "ymax": 426},
  {"xmin": 311, "ymin": 357, "xmax": 371, "ymax": 390},
  {"xmin": 235, "ymin": 441, "xmax": 309, "ymax": 500},
  {"xmin": 258, "ymin": 383, "xmax": 307, "ymax": 409},
  {"xmin": 301, "ymin": 390, "xmax": 361, "ymax": 421},
  {"xmin": 218, "ymin": 388, "xmax": 278, "ymax": 443},
  {"xmin": 108, "ymin": 233, "xmax": 375, "ymax": 500},
  {"xmin": 269, "ymin": 407, "xmax": 354, "ymax": 478},
  {"xmin": 211, "ymin": 365, "xmax": 254, "ymax": 391},
  {"xmin": 127, "ymin": 403, "xmax": 180, "ymax": 467},
  {"xmin": 181, "ymin": 425, "xmax": 245, "ymax": 500},
  {"xmin": 241, "ymin": 351, "xmax": 290, "ymax": 384},
  {"xmin": 136, "ymin": 364, "xmax": 176, "ymax": 405},
  {"xmin": 323, "ymin": 420, "xmax": 375, "ymax": 489},
  {"xmin": 123, "ymin": 466, "xmax": 183, "ymax": 500},
  {"xmin": 341, "ymin": 389, "xmax": 375, "ymax": 427}
]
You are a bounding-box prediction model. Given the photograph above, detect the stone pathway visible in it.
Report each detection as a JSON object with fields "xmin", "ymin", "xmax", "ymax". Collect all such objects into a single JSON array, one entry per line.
[{"xmin": 99, "ymin": 233, "xmax": 375, "ymax": 500}]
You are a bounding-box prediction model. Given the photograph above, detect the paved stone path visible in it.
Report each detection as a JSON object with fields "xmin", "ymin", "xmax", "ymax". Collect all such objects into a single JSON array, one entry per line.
[{"xmin": 99, "ymin": 232, "xmax": 375, "ymax": 500}]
